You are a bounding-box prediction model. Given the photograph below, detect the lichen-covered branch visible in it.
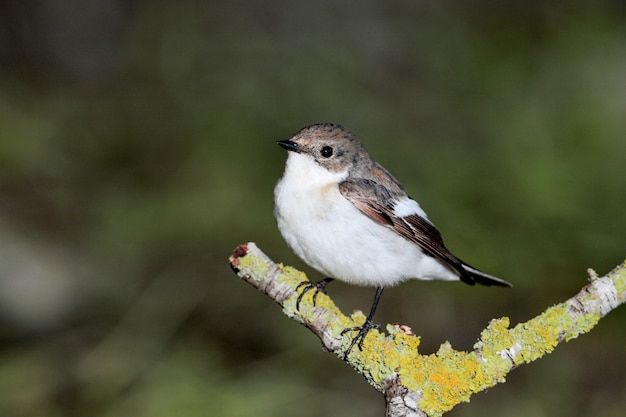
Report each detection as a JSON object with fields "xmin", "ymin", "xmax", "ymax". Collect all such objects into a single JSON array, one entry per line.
[{"xmin": 229, "ymin": 242, "xmax": 626, "ymax": 417}]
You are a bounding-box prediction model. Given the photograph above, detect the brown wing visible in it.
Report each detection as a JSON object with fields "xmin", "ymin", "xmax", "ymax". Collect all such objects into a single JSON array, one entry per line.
[{"xmin": 339, "ymin": 179, "xmax": 473, "ymax": 283}]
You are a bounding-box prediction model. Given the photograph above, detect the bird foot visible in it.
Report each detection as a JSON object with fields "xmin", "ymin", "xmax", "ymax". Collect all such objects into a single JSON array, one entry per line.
[
  {"xmin": 295, "ymin": 278, "xmax": 334, "ymax": 310},
  {"xmin": 341, "ymin": 320, "xmax": 380, "ymax": 360}
]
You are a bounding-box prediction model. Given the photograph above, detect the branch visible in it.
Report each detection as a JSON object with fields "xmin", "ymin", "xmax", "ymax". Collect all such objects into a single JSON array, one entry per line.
[{"xmin": 229, "ymin": 243, "xmax": 626, "ymax": 417}]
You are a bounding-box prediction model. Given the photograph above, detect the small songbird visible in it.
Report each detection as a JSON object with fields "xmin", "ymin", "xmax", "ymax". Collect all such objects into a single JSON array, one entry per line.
[{"xmin": 274, "ymin": 123, "xmax": 511, "ymax": 357}]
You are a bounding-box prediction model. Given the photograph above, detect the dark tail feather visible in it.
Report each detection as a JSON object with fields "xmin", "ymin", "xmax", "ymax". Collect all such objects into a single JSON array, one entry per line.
[{"xmin": 461, "ymin": 264, "xmax": 513, "ymax": 288}]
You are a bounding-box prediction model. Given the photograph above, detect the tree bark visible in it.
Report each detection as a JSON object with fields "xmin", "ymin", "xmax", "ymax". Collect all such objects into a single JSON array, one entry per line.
[{"xmin": 229, "ymin": 242, "xmax": 626, "ymax": 417}]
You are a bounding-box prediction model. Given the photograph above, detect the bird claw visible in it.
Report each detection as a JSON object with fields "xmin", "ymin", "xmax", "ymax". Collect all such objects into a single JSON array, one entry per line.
[
  {"xmin": 295, "ymin": 278, "xmax": 333, "ymax": 310},
  {"xmin": 341, "ymin": 320, "xmax": 381, "ymax": 360}
]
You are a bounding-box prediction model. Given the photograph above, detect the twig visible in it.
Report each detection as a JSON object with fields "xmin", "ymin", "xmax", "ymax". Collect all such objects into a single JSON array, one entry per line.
[{"xmin": 229, "ymin": 243, "xmax": 626, "ymax": 417}]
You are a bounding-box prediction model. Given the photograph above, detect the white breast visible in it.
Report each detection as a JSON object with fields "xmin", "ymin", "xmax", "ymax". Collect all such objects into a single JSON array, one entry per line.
[{"xmin": 274, "ymin": 153, "xmax": 459, "ymax": 286}]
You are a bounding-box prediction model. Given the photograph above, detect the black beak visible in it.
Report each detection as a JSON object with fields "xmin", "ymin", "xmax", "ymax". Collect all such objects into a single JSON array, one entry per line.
[{"xmin": 277, "ymin": 140, "xmax": 300, "ymax": 153}]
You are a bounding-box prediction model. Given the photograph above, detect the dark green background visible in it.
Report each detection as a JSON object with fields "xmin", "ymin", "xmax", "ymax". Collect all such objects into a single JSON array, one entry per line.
[{"xmin": 1, "ymin": 1, "xmax": 625, "ymax": 416}]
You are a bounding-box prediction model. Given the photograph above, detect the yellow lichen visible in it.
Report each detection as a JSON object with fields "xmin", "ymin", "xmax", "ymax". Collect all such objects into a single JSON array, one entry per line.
[
  {"xmin": 237, "ymin": 254, "xmax": 269, "ymax": 282},
  {"xmin": 235, "ymin": 249, "xmax": 626, "ymax": 417},
  {"xmin": 510, "ymin": 304, "xmax": 571, "ymax": 363},
  {"xmin": 568, "ymin": 312, "xmax": 600, "ymax": 341},
  {"xmin": 394, "ymin": 316, "xmax": 530, "ymax": 415},
  {"xmin": 344, "ymin": 326, "xmax": 395, "ymax": 391},
  {"xmin": 275, "ymin": 264, "xmax": 308, "ymax": 286},
  {"xmin": 405, "ymin": 343, "xmax": 482, "ymax": 416},
  {"xmin": 613, "ymin": 261, "xmax": 626, "ymax": 297},
  {"xmin": 478, "ymin": 317, "xmax": 515, "ymax": 357}
]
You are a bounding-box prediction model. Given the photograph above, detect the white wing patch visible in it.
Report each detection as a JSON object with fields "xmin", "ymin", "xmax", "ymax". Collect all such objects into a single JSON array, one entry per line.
[{"xmin": 392, "ymin": 197, "xmax": 429, "ymax": 220}]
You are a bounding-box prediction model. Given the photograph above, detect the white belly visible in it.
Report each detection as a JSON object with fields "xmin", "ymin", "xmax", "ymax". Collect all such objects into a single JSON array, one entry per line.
[{"xmin": 274, "ymin": 156, "xmax": 459, "ymax": 287}]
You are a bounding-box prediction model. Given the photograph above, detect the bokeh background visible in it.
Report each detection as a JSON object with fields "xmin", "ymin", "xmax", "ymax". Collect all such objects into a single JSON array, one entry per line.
[{"xmin": 1, "ymin": 1, "xmax": 625, "ymax": 416}]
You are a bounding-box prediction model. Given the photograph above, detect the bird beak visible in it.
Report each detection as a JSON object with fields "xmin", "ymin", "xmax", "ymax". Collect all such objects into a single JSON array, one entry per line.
[{"xmin": 277, "ymin": 140, "xmax": 301, "ymax": 153}]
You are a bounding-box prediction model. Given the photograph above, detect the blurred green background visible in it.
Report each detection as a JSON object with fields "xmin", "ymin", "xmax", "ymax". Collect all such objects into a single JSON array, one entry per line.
[{"xmin": 1, "ymin": 1, "xmax": 625, "ymax": 416}]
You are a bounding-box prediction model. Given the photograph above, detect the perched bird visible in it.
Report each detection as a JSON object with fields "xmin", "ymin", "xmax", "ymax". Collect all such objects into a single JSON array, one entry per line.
[{"xmin": 274, "ymin": 123, "xmax": 511, "ymax": 357}]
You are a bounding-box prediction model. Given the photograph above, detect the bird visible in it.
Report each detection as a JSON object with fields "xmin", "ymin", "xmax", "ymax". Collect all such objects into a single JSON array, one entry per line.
[{"xmin": 273, "ymin": 123, "xmax": 512, "ymax": 358}]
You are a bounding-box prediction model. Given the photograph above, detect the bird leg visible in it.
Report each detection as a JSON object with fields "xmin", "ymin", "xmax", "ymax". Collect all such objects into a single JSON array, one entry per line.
[
  {"xmin": 295, "ymin": 277, "xmax": 334, "ymax": 310},
  {"xmin": 341, "ymin": 286, "xmax": 384, "ymax": 359}
]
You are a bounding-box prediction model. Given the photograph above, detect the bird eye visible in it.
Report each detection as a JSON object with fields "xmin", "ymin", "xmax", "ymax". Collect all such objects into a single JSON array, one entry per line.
[{"xmin": 320, "ymin": 146, "xmax": 333, "ymax": 158}]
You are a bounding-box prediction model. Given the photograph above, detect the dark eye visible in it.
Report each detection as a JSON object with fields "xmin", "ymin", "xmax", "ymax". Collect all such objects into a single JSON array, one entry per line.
[{"xmin": 320, "ymin": 146, "xmax": 333, "ymax": 158}]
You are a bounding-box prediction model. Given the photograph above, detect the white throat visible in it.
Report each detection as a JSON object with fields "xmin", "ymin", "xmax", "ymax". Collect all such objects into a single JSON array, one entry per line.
[{"xmin": 282, "ymin": 152, "xmax": 348, "ymax": 187}]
